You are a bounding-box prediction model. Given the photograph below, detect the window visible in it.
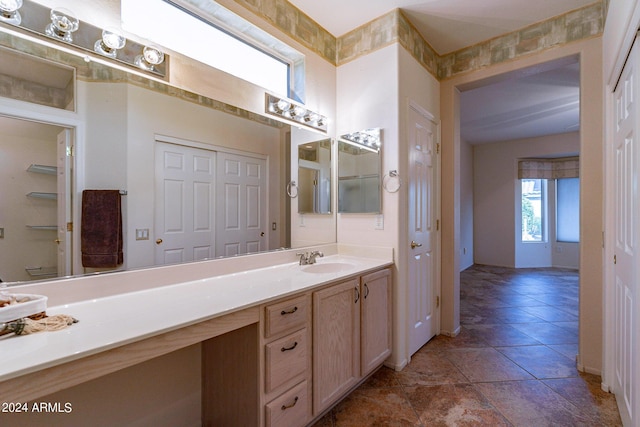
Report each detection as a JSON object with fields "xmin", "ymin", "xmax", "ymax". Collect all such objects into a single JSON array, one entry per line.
[
  {"xmin": 556, "ymin": 178, "xmax": 580, "ymax": 242},
  {"xmin": 521, "ymin": 179, "xmax": 546, "ymax": 242},
  {"xmin": 122, "ymin": 0, "xmax": 292, "ymax": 97}
]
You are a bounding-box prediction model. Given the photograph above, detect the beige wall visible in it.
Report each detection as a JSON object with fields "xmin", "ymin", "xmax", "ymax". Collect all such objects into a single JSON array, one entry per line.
[
  {"xmin": 336, "ymin": 43, "xmax": 440, "ymax": 368},
  {"xmin": 473, "ymin": 132, "xmax": 580, "ymax": 268},
  {"xmin": 441, "ymin": 36, "xmax": 603, "ymax": 373}
]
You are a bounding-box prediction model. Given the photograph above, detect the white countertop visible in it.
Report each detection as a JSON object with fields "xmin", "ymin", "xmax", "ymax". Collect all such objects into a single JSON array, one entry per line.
[{"xmin": 0, "ymin": 254, "xmax": 392, "ymax": 382}]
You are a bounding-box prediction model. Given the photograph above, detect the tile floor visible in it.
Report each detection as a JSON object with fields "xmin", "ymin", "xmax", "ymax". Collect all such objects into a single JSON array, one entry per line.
[{"xmin": 312, "ymin": 264, "xmax": 622, "ymax": 426}]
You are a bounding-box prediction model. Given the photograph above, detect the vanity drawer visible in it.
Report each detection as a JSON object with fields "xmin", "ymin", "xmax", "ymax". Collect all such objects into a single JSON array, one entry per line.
[
  {"xmin": 265, "ymin": 380, "xmax": 309, "ymax": 427},
  {"xmin": 264, "ymin": 294, "xmax": 309, "ymax": 338},
  {"xmin": 265, "ymin": 328, "xmax": 308, "ymax": 393}
]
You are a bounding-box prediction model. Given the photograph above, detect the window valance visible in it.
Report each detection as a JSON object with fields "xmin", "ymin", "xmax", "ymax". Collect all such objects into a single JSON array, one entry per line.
[{"xmin": 518, "ymin": 157, "xmax": 579, "ymax": 179}]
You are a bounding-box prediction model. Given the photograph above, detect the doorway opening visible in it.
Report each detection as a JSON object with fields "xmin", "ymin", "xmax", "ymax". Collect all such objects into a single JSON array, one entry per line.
[
  {"xmin": 457, "ymin": 55, "xmax": 581, "ymax": 339},
  {"xmin": 0, "ymin": 115, "xmax": 73, "ymax": 282}
]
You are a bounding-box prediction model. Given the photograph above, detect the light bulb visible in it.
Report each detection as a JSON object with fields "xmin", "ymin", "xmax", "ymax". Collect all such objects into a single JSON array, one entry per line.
[
  {"xmin": 94, "ymin": 28, "xmax": 126, "ymax": 58},
  {"xmin": 135, "ymin": 45, "xmax": 165, "ymax": 71},
  {"xmin": 276, "ymin": 99, "xmax": 291, "ymax": 112},
  {"xmin": 0, "ymin": 0, "xmax": 22, "ymax": 25},
  {"xmin": 45, "ymin": 8, "xmax": 79, "ymax": 43}
]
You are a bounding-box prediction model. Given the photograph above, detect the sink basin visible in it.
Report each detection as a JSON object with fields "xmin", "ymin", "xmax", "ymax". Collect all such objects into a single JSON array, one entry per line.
[{"xmin": 302, "ymin": 262, "xmax": 355, "ymax": 274}]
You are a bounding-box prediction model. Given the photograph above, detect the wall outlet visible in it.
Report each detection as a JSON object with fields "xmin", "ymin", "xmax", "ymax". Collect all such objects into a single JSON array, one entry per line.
[{"xmin": 136, "ymin": 228, "xmax": 149, "ymax": 240}]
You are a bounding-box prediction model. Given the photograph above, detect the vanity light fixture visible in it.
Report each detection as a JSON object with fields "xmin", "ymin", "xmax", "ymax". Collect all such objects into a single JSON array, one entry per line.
[
  {"xmin": 134, "ymin": 45, "xmax": 165, "ymax": 71},
  {"xmin": 0, "ymin": 0, "xmax": 22, "ymax": 25},
  {"xmin": 45, "ymin": 7, "xmax": 79, "ymax": 43},
  {"xmin": 340, "ymin": 128, "xmax": 381, "ymax": 153},
  {"xmin": 94, "ymin": 27, "xmax": 126, "ymax": 58},
  {"xmin": 265, "ymin": 94, "xmax": 327, "ymax": 132},
  {"xmin": 2, "ymin": 0, "xmax": 168, "ymax": 78}
]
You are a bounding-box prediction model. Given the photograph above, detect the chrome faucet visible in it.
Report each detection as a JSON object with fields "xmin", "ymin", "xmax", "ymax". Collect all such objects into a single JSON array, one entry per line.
[
  {"xmin": 296, "ymin": 250, "xmax": 324, "ymax": 265},
  {"xmin": 296, "ymin": 252, "xmax": 310, "ymax": 265},
  {"xmin": 308, "ymin": 251, "xmax": 324, "ymax": 264}
]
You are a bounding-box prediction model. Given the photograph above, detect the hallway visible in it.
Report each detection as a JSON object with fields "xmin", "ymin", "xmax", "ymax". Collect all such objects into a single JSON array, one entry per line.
[{"xmin": 313, "ymin": 265, "xmax": 622, "ymax": 426}]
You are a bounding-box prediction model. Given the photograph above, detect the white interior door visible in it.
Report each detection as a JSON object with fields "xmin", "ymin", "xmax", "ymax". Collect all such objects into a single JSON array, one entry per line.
[
  {"xmin": 612, "ymin": 36, "xmax": 639, "ymax": 427},
  {"xmin": 155, "ymin": 142, "xmax": 216, "ymax": 265},
  {"xmin": 56, "ymin": 128, "xmax": 72, "ymax": 276},
  {"xmin": 215, "ymin": 152, "xmax": 267, "ymax": 257},
  {"xmin": 407, "ymin": 103, "xmax": 439, "ymax": 356}
]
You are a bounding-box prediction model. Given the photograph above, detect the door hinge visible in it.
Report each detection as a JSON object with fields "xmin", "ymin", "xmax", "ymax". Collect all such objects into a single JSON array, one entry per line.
[
  {"xmin": 67, "ymin": 222, "xmax": 73, "ymax": 232},
  {"xmin": 436, "ymin": 296, "xmax": 440, "ymax": 308},
  {"xmin": 436, "ymin": 219, "xmax": 440, "ymax": 231},
  {"xmin": 436, "ymin": 143, "xmax": 440, "ymax": 154},
  {"xmin": 66, "ymin": 146, "xmax": 74, "ymax": 157}
]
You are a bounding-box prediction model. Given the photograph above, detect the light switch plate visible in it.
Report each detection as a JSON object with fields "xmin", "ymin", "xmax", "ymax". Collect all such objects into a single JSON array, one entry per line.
[
  {"xmin": 136, "ymin": 228, "xmax": 149, "ymax": 240},
  {"xmin": 375, "ymin": 215, "xmax": 384, "ymax": 230}
]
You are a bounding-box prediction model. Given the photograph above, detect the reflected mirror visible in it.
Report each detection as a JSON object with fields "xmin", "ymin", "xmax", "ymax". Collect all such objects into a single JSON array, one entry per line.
[
  {"xmin": 297, "ymin": 139, "xmax": 331, "ymax": 214},
  {"xmin": 338, "ymin": 129, "xmax": 382, "ymax": 214},
  {"xmin": 0, "ymin": 34, "xmax": 336, "ymax": 284}
]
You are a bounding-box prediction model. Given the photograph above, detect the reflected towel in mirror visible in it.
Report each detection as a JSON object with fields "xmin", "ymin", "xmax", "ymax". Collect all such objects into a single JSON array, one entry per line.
[{"xmin": 81, "ymin": 190, "xmax": 123, "ymax": 268}]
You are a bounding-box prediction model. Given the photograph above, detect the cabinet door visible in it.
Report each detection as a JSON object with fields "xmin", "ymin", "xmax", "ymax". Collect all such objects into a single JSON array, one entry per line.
[
  {"xmin": 361, "ymin": 269, "xmax": 392, "ymax": 377},
  {"xmin": 313, "ymin": 278, "xmax": 360, "ymax": 415}
]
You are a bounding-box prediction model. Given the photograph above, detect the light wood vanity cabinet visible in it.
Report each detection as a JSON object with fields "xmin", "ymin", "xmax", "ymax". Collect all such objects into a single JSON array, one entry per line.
[
  {"xmin": 260, "ymin": 294, "xmax": 313, "ymax": 427},
  {"xmin": 312, "ymin": 268, "xmax": 392, "ymax": 416},
  {"xmin": 360, "ymin": 268, "xmax": 393, "ymax": 377},
  {"xmin": 312, "ymin": 278, "xmax": 361, "ymax": 413},
  {"xmin": 203, "ymin": 266, "xmax": 391, "ymax": 426}
]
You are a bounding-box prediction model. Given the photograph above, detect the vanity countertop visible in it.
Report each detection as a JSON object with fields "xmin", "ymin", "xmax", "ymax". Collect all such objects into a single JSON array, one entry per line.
[{"xmin": 0, "ymin": 254, "xmax": 392, "ymax": 382}]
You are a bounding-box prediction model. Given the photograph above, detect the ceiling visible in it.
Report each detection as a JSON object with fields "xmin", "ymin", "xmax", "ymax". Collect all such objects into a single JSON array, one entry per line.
[
  {"xmin": 288, "ymin": 0, "xmax": 591, "ymax": 144},
  {"xmin": 287, "ymin": 0, "xmax": 595, "ymax": 54}
]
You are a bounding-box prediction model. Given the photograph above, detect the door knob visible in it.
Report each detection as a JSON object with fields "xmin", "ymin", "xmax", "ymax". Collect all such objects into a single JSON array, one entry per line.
[
  {"xmin": 54, "ymin": 239, "xmax": 61, "ymax": 244},
  {"xmin": 260, "ymin": 232, "xmax": 265, "ymax": 237},
  {"xmin": 156, "ymin": 238, "xmax": 163, "ymax": 245},
  {"xmin": 411, "ymin": 240, "xmax": 422, "ymax": 249}
]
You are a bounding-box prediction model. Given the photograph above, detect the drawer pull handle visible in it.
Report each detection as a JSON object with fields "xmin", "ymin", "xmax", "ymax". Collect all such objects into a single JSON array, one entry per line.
[
  {"xmin": 364, "ymin": 283, "xmax": 370, "ymax": 299},
  {"xmin": 281, "ymin": 341, "xmax": 298, "ymax": 352},
  {"xmin": 355, "ymin": 287, "xmax": 360, "ymax": 304},
  {"xmin": 281, "ymin": 306, "xmax": 298, "ymax": 315},
  {"xmin": 281, "ymin": 396, "xmax": 299, "ymax": 411}
]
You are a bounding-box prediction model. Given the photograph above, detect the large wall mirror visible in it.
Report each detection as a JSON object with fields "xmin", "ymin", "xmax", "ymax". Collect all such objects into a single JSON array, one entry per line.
[
  {"xmin": 337, "ymin": 129, "xmax": 382, "ymax": 214},
  {"xmin": 0, "ymin": 35, "xmax": 336, "ymax": 284}
]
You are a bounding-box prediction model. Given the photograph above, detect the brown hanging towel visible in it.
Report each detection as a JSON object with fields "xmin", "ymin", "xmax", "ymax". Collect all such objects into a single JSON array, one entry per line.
[{"xmin": 81, "ymin": 190, "xmax": 123, "ymax": 268}]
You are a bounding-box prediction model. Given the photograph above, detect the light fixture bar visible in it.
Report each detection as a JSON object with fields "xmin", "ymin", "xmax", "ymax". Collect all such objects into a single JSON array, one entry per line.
[
  {"xmin": 265, "ymin": 93, "xmax": 328, "ymax": 132},
  {"xmin": 340, "ymin": 128, "xmax": 381, "ymax": 153},
  {"xmin": 0, "ymin": 0, "xmax": 168, "ymax": 78}
]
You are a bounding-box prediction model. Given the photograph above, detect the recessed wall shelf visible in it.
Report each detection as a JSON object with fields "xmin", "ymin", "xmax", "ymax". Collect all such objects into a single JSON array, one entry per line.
[
  {"xmin": 26, "ymin": 225, "xmax": 57, "ymax": 230},
  {"xmin": 26, "ymin": 192, "xmax": 57, "ymax": 200},
  {"xmin": 25, "ymin": 266, "xmax": 58, "ymax": 277},
  {"xmin": 27, "ymin": 164, "xmax": 57, "ymax": 175}
]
